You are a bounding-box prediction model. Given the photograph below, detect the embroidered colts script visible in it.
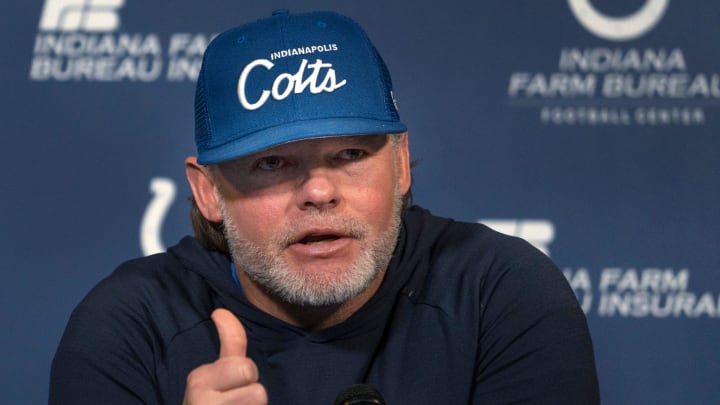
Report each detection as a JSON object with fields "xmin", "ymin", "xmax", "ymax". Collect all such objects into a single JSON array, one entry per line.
[{"xmin": 237, "ymin": 58, "xmax": 347, "ymax": 110}]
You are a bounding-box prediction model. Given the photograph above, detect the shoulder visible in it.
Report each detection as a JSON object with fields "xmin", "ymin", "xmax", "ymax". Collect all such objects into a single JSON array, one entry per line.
[
  {"xmin": 61, "ymin": 237, "xmax": 221, "ymax": 353},
  {"xmin": 405, "ymin": 206, "xmax": 559, "ymax": 291},
  {"xmin": 50, "ymin": 238, "xmax": 223, "ymax": 403},
  {"xmin": 403, "ymin": 208, "xmax": 599, "ymax": 401},
  {"xmin": 405, "ymin": 207, "xmax": 580, "ymax": 328}
]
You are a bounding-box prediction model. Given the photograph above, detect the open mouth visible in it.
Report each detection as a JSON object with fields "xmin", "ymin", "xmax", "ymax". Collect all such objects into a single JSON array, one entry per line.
[
  {"xmin": 286, "ymin": 228, "xmax": 356, "ymax": 256},
  {"xmin": 298, "ymin": 234, "xmax": 342, "ymax": 245}
]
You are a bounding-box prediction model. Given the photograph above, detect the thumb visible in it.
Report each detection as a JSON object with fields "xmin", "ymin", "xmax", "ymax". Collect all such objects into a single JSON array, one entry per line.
[{"xmin": 212, "ymin": 308, "xmax": 247, "ymax": 358}]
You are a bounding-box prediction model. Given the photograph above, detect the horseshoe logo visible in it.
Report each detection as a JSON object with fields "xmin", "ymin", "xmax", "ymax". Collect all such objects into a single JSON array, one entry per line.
[
  {"xmin": 568, "ymin": 0, "xmax": 669, "ymax": 41},
  {"xmin": 140, "ymin": 177, "xmax": 176, "ymax": 256}
]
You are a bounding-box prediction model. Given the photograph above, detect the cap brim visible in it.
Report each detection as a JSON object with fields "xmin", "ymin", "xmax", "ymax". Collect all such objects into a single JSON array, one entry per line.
[{"xmin": 196, "ymin": 117, "xmax": 407, "ymax": 165}]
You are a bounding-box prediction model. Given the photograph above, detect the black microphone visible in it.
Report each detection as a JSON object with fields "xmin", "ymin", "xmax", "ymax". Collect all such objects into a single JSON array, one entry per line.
[{"xmin": 334, "ymin": 384, "xmax": 386, "ymax": 405}]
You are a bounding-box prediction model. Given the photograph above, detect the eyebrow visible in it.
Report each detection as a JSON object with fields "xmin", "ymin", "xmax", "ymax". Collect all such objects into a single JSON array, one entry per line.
[
  {"xmin": 223, "ymin": 134, "xmax": 389, "ymax": 166},
  {"xmin": 340, "ymin": 134, "xmax": 388, "ymax": 148}
]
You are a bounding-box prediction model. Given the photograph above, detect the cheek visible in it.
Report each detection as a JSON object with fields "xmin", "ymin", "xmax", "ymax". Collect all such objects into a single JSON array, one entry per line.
[
  {"xmin": 226, "ymin": 196, "xmax": 287, "ymax": 238},
  {"xmin": 347, "ymin": 169, "xmax": 399, "ymax": 223}
]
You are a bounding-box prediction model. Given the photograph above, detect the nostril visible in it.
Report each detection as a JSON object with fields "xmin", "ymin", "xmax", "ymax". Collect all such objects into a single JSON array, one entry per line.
[{"xmin": 302, "ymin": 197, "xmax": 338, "ymax": 210}]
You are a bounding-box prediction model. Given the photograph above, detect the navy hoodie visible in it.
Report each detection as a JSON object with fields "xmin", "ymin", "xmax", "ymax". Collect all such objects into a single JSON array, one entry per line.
[{"xmin": 50, "ymin": 206, "xmax": 600, "ymax": 404}]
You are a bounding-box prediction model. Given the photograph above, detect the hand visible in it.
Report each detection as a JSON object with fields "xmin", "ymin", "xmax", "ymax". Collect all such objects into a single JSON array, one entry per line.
[{"xmin": 183, "ymin": 309, "xmax": 268, "ymax": 404}]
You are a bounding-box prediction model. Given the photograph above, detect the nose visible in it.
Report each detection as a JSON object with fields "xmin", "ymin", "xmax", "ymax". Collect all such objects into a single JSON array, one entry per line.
[{"xmin": 295, "ymin": 167, "xmax": 339, "ymax": 211}]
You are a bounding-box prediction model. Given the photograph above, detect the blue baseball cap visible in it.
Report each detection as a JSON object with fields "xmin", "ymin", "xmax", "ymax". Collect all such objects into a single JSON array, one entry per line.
[{"xmin": 194, "ymin": 9, "xmax": 407, "ymax": 164}]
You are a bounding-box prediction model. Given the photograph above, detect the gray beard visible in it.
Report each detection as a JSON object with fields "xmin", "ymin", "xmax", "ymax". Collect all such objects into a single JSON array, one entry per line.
[{"xmin": 219, "ymin": 190, "xmax": 403, "ymax": 307}]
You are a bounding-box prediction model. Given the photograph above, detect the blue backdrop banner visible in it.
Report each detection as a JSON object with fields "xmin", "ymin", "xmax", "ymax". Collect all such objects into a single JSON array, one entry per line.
[{"xmin": 2, "ymin": 1, "xmax": 718, "ymax": 403}]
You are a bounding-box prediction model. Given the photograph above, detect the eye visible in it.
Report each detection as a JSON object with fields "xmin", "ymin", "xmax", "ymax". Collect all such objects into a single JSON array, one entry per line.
[
  {"xmin": 337, "ymin": 149, "xmax": 366, "ymax": 161},
  {"xmin": 256, "ymin": 156, "xmax": 286, "ymax": 171}
]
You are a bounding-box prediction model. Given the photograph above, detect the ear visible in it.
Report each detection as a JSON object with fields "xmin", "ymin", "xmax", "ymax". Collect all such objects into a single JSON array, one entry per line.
[
  {"xmin": 394, "ymin": 132, "xmax": 412, "ymax": 195},
  {"xmin": 185, "ymin": 157, "xmax": 223, "ymax": 223}
]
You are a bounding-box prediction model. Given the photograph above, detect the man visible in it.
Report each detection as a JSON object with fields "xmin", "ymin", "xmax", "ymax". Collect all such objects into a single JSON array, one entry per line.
[{"xmin": 50, "ymin": 10, "xmax": 600, "ymax": 404}]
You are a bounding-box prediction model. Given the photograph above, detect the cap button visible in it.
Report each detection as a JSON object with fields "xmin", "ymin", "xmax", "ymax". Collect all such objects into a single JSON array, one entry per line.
[{"xmin": 272, "ymin": 9, "xmax": 289, "ymax": 16}]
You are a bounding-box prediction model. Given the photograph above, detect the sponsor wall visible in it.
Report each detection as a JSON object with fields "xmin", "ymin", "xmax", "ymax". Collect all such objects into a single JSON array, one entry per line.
[{"xmin": 2, "ymin": 0, "xmax": 718, "ymax": 403}]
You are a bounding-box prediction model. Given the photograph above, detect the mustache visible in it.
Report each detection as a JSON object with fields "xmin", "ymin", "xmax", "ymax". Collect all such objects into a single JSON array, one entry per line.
[{"xmin": 278, "ymin": 213, "xmax": 368, "ymax": 247}]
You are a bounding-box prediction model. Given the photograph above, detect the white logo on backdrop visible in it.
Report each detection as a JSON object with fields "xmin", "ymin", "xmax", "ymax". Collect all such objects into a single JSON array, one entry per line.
[
  {"xmin": 507, "ymin": 0, "xmax": 712, "ymax": 127},
  {"xmin": 38, "ymin": 0, "xmax": 125, "ymax": 32},
  {"xmin": 479, "ymin": 220, "xmax": 555, "ymax": 256},
  {"xmin": 567, "ymin": 0, "xmax": 669, "ymax": 41},
  {"xmin": 31, "ymin": 0, "xmax": 211, "ymax": 82},
  {"xmin": 140, "ymin": 177, "xmax": 176, "ymax": 256},
  {"xmin": 481, "ymin": 217, "xmax": 718, "ymax": 318}
]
